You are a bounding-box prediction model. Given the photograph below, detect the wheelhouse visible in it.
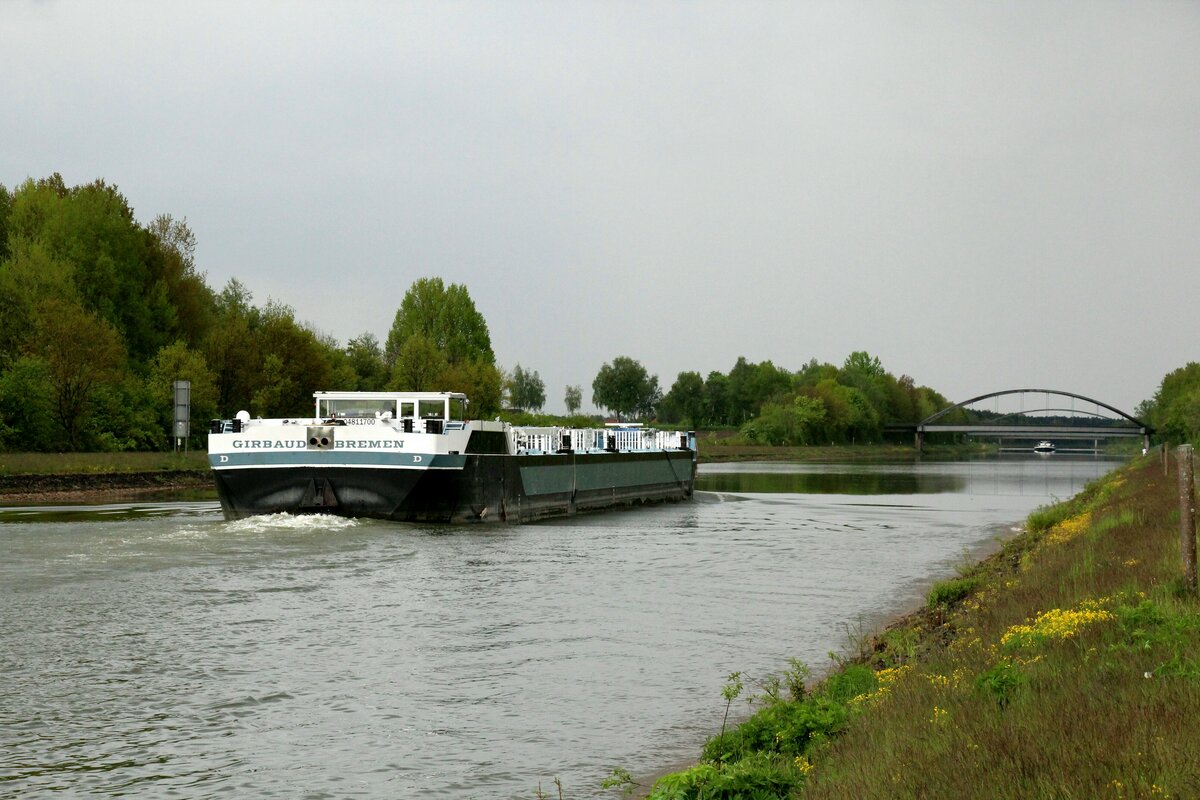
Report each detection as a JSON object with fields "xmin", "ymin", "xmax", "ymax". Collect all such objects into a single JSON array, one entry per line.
[{"xmin": 313, "ymin": 391, "xmax": 469, "ymax": 422}]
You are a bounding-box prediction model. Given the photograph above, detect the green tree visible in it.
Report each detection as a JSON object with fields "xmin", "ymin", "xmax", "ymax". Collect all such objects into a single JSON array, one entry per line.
[
  {"xmin": 251, "ymin": 301, "xmax": 336, "ymax": 415},
  {"xmin": 0, "ymin": 240, "xmax": 78, "ymax": 365},
  {"xmin": 204, "ymin": 278, "xmax": 258, "ymax": 413},
  {"xmin": 314, "ymin": 330, "xmax": 359, "ymax": 394},
  {"xmin": 345, "ymin": 332, "xmax": 388, "ymax": 391},
  {"xmin": 795, "ymin": 358, "xmax": 839, "ymax": 388},
  {"xmin": 507, "ymin": 364, "xmax": 546, "ymax": 411},
  {"xmin": 14, "ymin": 177, "xmax": 175, "ymax": 362},
  {"xmin": 32, "ymin": 297, "xmax": 126, "ymax": 449},
  {"xmin": 389, "ymin": 334, "xmax": 449, "ymax": 392},
  {"xmin": 2, "ymin": 173, "xmax": 214, "ymax": 368},
  {"xmin": 441, "ymin": 359, "xmax": 503, "ymax": 416},
  {"xmin": 660, "ymin": 371, "xmax": 705, "ymax": 427},
  {"xmin": 201, "ymin": 287, "xmax": 338, "ymax": 417},
  {"xmin": 0, "ymin": 183, "xmax": 11, "ymax": 264},
  {"xmin": 592, "ymin": 356, "xmax": 660, "ymax": 421},
  {"xmin": 842, "ymin": 350, "xmax": 885, "ymax": 378},
  {"xmin": 726, "ymin": 357, "xmax": 758, "ymax": 423},
  {"xmin": 382, "ymin": 277, "xmax": 498, "ymax": 409},
  {"xmin": 148, "ymin": 340, "xmax": 218, "ymax": 448},
  {"xmin": 740, "ymin": 395, "xmax": 827, "ymax": 446},
  {"xmin": 703, "ymin": 371, "xmax": 731, "ymax": 426},
  {"xmin": 0, "ymin": 357, "xmax": 57, "ymax": 451},
  {"xmin": 88, "ymin": 375, "xmax": 164, "ymax": 452},
  {"xmin": 384, "ymin": 277, "xmax": 494, "ymax": 367},
  {"xmin": 1144, "ymin": 362, "xmax": 1200, "ymax": 444},
  {"xmin": 145, "ymin": 213, "xmax": 214, "ymax": 348},
  {"xmin": 251, "ymin": 353, "xmax": 298, "ymax": 419},
  {"xmin": 564, "ymin": 384, "xmax": 582, "ymax": 415},
  {"xmin": 913, "ymin": 385, "xmax": 948, "ymax": 423},
  {"xmin": 839, "ymin": 350, "xmax": 889, "ymax": 421}
]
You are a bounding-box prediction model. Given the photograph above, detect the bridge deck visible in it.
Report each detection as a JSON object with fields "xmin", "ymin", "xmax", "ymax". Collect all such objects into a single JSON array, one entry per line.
[{"xmin": 919, "ymin": 424, "xmax": 1145, "ymax": 438}]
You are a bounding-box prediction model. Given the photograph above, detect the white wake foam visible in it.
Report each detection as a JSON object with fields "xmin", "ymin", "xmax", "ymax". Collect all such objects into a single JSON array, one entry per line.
[{"xmin": 224, "ymin": 512, "xmax": 361, "ymax": 534}]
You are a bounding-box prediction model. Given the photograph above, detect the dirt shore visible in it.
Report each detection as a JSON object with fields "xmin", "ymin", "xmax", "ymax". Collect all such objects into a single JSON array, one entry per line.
[{"xmin": 0, "ymin": 470, "xmax": 213, "ymax": 505}]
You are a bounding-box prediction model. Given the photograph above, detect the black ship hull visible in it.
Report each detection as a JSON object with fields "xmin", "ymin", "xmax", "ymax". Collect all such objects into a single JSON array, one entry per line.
[{"xmin": 212, "ymin": 449, "xmax": 697, "ymax": 523}]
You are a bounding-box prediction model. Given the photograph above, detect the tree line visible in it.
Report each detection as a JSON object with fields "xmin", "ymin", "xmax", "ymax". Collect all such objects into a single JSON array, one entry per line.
[
  {"xmin": 1139, "ymin": 363, "xmax": 1200, "ymax": 447},
  {"xmin": 654, "ymin": 351, "xmax": 955, "ymax": 445},
  {"xmin": 3, "ymin": 173, "xmax": 1190, "ymax": 453},
  {"xmin": 0, "ymin": 175, "xmax": 522, "ymax": 452}
]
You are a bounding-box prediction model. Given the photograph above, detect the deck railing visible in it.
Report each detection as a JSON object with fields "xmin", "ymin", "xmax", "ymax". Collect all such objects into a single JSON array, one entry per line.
[{"xmin": 512, "ymin": 426, "xmax": 693, "ymax": 454}]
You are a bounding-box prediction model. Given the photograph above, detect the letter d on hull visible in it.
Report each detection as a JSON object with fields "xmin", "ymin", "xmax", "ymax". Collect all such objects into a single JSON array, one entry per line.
[{"xmin": 413, "ymin": 455, "xmax": 423, "ymax": 464}]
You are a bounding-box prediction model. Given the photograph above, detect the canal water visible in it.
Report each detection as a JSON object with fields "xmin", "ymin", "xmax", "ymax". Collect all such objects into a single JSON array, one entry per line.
[{"xmin": 0, "ymin": 456, "xmax": 1122, "ymax": 798}]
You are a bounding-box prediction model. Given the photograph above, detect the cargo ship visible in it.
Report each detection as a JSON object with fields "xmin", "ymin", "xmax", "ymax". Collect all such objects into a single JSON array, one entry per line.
[{"xmin": 208, "ymin": 391, "xmax": 697, "ymax": 523}]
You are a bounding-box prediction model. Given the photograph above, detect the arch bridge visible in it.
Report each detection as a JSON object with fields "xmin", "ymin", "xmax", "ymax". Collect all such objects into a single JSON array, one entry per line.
[{"xmin": 911, "ymin": 389, "xmax": 1152, "ymax": 453}]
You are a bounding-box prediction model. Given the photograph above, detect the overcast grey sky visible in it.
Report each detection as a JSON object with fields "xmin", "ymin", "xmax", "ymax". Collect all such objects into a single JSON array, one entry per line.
[{"xmin": 4, "ymin": 1, "xmax": 1197, "ymax": 415}]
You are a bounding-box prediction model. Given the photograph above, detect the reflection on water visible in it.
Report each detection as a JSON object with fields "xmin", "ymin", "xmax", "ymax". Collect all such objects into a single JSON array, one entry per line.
[
  {"xmin": 698, "ymin": 455, "xmax": 1115, "ymax": 498},
  {"xmin": 0, "ymin": 456, "xmax": 1125, "ymax": 798},
  {"xmin": 0, "ymin": 500, "xmax": 220, "ymax": 524},
  {"xmin": 698, "ymin": 465, "xmax": 964, "ymax": 494}
]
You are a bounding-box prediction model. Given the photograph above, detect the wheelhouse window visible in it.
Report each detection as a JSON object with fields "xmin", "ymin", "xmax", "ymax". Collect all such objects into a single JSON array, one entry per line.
[
  {"xmin": 321, "ymin": 398, "xmax": 398, "ymax": 419},
  {"xmin": 418, "ymin": 399, "xmax": 445, "ymax": 420}
]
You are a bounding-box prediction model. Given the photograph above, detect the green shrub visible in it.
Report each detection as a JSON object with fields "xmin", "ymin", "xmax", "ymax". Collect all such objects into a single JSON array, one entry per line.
[
  {"xmin": 821, "ymin": 664, "xmax": 876, "ymax": 704},
  {"xmin": 975, "ymin": 661, "xmax": 1024, "ymax": 709},
  {"xmin": 927, "ymin": 576, "xmax": 981, "ymax": 609},
  {"xmin": 647, "ymin": 752, "xmax": 804, "ymax": 800},
  {"xmin": 700, "ymin": 665, "xmax": 872, "ymax": 765}
]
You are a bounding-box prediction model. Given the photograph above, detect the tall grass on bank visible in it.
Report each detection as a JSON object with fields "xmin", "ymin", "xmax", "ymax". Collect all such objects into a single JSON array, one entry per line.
[
  {"xmin": 0, "ymin": 451, "xmax": 209, "ymax": 475},
  {"xmin": 635, "ymin": 455, "xmax": 1200, "ymax": 799}
]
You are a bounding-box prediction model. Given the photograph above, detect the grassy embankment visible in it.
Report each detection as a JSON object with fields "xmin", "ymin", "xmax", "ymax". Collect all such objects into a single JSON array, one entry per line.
[
  {"xmin": 628, "ymin": 451, "xmax": 1200, "ymax": 799},
  {"xmin": 0, "ymin": 452, "xmax": 212, "ymax": 501},
  {"xmin": 0, "ymin": 451, "xmax": 209, "ymax": 476}
]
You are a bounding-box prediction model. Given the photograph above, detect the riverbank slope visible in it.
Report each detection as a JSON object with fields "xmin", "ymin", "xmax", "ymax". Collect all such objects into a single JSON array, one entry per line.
[
  {"xmin": 0, "ymin": 453, "xmax": 211, "ymax": 504},
  {"xmin": 635, "ymin": 451, "xmax": 1200, "ymax": 798}
]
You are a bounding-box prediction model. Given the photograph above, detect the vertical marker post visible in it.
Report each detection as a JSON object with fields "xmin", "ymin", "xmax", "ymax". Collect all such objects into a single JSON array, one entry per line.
[
  {"xmin": 173, "ymin": 380, "xmax": 191, "ymax": 454},
  {"xmin": 1177, "ymin": 444, "xmax": 1197, "ymax": 593}
]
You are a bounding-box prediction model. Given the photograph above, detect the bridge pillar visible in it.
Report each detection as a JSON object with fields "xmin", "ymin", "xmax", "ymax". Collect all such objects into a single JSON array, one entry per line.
[{"xmin": 915, "ymin": 430, "xmax": 924, "ymax": 453}]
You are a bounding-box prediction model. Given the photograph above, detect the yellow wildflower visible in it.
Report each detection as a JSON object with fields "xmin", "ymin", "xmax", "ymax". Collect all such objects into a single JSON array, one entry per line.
[
  {"xmin": 1045, "ymin": 511, "xmax": 1092, "ymax": 545},
  {"xmin": 1001, "ymin": 598, "xmax": 1115, "ymax": 650},
  {"xmin": 875, "ymin": 665, "xmax": 911, "ymax": 686}
]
